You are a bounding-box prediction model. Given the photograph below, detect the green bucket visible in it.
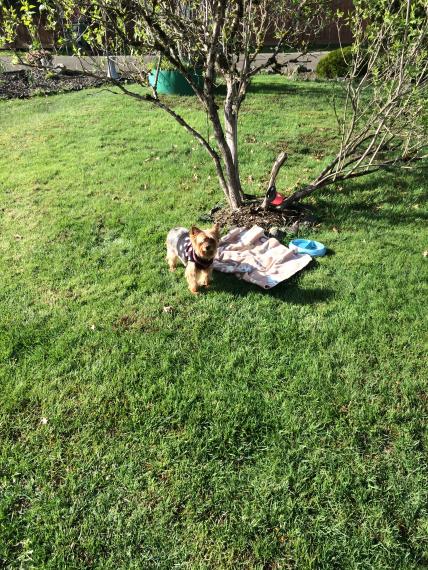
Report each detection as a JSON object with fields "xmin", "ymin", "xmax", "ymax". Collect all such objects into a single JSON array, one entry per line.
[{"xmin": 149, "ymin": 69, "xmax": 203, "ymax": 96}]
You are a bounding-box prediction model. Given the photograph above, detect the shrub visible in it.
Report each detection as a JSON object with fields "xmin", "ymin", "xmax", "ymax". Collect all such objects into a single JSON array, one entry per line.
[{"xmin": 316, "ymin": 46, "xmax": 354, "ymax": 79}]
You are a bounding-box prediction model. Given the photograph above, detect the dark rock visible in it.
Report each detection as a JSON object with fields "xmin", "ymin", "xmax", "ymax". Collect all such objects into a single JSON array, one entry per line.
[
  {"xmin": 268, "ymin": 226, "xmax": 285, "ymax": 240},
  {"xmin": 285, "ymin": 221, "xmax": 300, "ymax": 235},
  {"xmin": 197, "ymin": 213, "xmax": 212, "ymax": 223},
  {"xmin": 209, "ymin": 202, "xmax": 224, "ymax": 216}
]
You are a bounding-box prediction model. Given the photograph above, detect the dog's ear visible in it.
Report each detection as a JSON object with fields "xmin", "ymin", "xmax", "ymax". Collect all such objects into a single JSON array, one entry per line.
[
  {"xmin": 190, "ymin": 226, "xmax": 202, "ymax": 237},
  {"xmin": 211, "ymin": 223, "xmax": 220, "ymax": 240}
]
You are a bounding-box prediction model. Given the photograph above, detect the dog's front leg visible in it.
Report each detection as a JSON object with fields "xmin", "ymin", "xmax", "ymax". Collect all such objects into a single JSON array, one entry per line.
[
  {"xmin": 185, "ymin": 262, "xmax": 199, "ymax": 294},
  {"xmin": 207, "ymin": 267, "xmax": 214, "ymax": 285},
  {"xmin": 200, "ymin": 268, "xmax": 212, "ymax": 288}
]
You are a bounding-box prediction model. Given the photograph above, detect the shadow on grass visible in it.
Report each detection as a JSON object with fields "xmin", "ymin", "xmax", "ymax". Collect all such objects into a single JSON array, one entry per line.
[
  {"xmin": 246, "ymin": 80, "xmax": 338, "ymax": 98},
  {"xmin": 213, "ymin": 264, "xmax": 333, "ymax": 304},
  {"xmin": 214, "ymin": 79, "xmax": 337, "ymax": 99},
  {"xmin": 316, "ymin": 168, "xmax": 428, "ymax": 228}
]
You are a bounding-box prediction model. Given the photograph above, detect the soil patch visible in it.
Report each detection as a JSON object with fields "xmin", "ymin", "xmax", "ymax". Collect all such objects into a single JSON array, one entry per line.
[
  {"xmin": 210, "ymin": 200, "xmax": 317, "ymax": 236},
  {"xmin": 0, "ymin": 68, "xmax": 107, "ymax": 99}
]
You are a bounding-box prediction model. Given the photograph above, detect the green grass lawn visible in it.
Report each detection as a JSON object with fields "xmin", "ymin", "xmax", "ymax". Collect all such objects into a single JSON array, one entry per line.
[{"xmin": 0, "ymin": 77, "xmax": 427, "ymax": 569}]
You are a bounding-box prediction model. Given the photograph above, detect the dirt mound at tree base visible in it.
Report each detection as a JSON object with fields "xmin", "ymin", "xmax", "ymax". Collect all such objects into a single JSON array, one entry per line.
[{"xmin": 208, "ymin": 201, "xmax": 318, "ymax": 238}]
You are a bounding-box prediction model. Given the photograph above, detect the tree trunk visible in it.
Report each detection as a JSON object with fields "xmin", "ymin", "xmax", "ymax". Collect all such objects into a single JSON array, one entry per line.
[
  {"xmin": 220, "ymin": 113, "xmax": 243, "ymax": 209},
  {"xmin": 224, "ymin": 110, "xmax": 239, "ymax": 178},
  {"xmin": 226, "ymin": 178, "xmax": 243, "ymax": 209},
  {"xmin": 222, "ymin": 78, "xmax": 243, "ymax": 210},
  {"xmin": 221, "ymin": 143, "xmax": 243, "ymax": 209},
  {"xmin": 211, "ymin": 128, "xmax": 243, "ymax": 210},
  {"xmin": 200, "ymin": 86, "xmax": 243, "ymax": 210}
]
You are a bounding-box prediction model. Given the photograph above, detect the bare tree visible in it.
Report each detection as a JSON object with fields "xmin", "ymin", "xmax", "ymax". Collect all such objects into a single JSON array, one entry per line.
[
  {"xmin": 0, "ymin": 0, "xmax": 329, "ymax": 209},
  {"xmin": 281, "ymin": 0, "xmax": 428, "ymax": 206},
  {"xmin": 1, "ymin": 0, "xmax": 426, "ymax": 212}
]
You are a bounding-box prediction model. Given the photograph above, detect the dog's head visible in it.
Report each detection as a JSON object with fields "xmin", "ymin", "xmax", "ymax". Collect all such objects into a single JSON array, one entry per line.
[{"xmin": 190, "ymin": 224, "xmax": 220, "ymax": 260}]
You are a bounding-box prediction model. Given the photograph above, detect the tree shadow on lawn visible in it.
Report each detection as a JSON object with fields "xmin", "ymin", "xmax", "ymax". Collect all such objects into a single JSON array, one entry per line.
[
  {"xmin": 214, "ymin": 79, "xmax": 336, "ymax": 99},
  {"xmin": 315, "ymin": 168, "xmax": 428, "ymax": 229},
  {"xmin": 212, "ymin": 262, "xmax": 333, "ymax": 304},
  {"xmin": 246, "ymin": 79, "xmax": 338, "ymax": 98}
]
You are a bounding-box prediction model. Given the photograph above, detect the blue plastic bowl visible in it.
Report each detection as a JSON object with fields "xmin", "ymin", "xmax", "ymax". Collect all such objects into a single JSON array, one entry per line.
[{"xmin": 290, "ymin": 238, "xmax": 326, "ymax": 257}]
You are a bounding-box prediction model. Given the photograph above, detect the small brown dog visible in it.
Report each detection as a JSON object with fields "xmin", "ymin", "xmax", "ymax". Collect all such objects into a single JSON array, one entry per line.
[{"xmin": 166, "ymin": 224, "xmax": 220, "ymax": 293}]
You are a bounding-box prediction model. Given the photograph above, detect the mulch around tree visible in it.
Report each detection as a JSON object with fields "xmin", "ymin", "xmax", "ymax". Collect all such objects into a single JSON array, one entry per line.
[
  {"xmin": 0, "ymin": 68, "xmax": 107, "ymax": 99},
  {"xmin": 206, "ymin": 200, "xmax": 318, "ymax": 237}
]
